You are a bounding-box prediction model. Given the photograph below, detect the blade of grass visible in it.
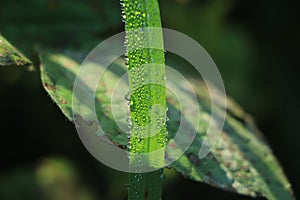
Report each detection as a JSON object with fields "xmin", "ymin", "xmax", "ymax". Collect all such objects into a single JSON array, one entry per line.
[{"xmin": 121, "ymin": 0, "xmax": 167, "ymax": 199}]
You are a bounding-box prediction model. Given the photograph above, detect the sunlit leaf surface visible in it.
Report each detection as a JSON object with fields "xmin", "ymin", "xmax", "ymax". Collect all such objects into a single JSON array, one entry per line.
[
  {"xmin": 40, "ymin": 52, "xmax": 294, "ymax": 200},
  {"xmin": 0, "ymin": 35, "xmax": 31, "ymax": 66}
]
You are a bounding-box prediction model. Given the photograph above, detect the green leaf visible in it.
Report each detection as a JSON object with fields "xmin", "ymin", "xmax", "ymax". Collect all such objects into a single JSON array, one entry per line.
[
  {"xmin": 168, "ymin": 80, "xmax": 294, "ymax": 199},
  {"xmin": 121, "ymin": 0, "xmax": 167, "ymax": 198},
  {"xmin": 0, "ymin": 35, "xmax": 31, "ymax": 66},
  {"xmin": 39, "ymin": 52, "xmax": 129, "ymax": 147},
  {"xmin": 39, "ymin": 52, "xmax": 294, "ymax": 200},
  {"xmin": 0, "ymin": 0, "xmax": 121, "ymax": 51}
]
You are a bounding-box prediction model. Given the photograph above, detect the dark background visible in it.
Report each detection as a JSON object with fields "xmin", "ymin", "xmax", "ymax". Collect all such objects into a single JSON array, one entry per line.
[{"xmin": 0, "ymin": 0, "xmax": 299, "ymax": 199}]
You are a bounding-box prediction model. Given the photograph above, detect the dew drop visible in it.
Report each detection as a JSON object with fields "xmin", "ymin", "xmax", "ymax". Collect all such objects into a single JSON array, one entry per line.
[
  {"xmin": 160, "ymin": 174, "xmax": 166, "ymax": 179},
  {"xmin": 124, "ymin": 92, "xmax": 130, "ymax": 101},
  {"xmin": 166, "ymin": 116, "xmax": 169, "ymax": 122}
]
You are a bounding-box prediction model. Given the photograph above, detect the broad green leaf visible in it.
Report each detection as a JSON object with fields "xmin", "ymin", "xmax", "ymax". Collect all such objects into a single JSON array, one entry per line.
[
  {"xmin": 0, "ymin": 0, "xmax": 122, "ymax": 52},
  {"xmin": 39, "ymin": 52, "xmax": 294, "ymax": 200},
  {"xmin": 0, "ymin": 35, "xmax": 31, "ymax": 66},
  {"xmin": 168, "ymin": 80, "xmax": 294, "ymax": 199},
  {"xmin": 39, "ymin": 52, "xmax": 129, "ymax": 148}
]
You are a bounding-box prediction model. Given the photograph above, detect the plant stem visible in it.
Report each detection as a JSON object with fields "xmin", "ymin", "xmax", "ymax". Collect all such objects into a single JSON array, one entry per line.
[
  {"xmin": 121, "ymin": 0, "xmax": 167, "ymax": 199},
  {"xmin": 128, "ymin": 170, "xmax": 164, "ymax": 200}
]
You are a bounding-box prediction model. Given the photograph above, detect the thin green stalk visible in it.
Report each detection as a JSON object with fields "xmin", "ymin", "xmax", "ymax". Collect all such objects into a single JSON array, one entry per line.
[
  {"xmin": 121, "ymin": 0, "xmax": 167, "ymax": 199},
  {"xmin": 128, "ymin": 171, "xmax": 164, "ymax": 199}
]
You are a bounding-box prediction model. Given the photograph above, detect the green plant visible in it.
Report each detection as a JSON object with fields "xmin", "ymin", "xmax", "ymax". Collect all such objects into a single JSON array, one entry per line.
[
  {"xmin": 0, "ymin": 1, "xmax": 295, "ymax": 199},
  {"xmin": 122, "ymin": 0, "xmax": 167, "ymax": 199}
]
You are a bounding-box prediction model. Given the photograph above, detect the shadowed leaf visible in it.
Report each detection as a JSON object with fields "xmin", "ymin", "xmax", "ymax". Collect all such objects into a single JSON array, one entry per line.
[
  {"xmin": 39, "ymin": 52, "xmax": 128, "ymax": 148},
  {"xmin": 0, "ymin": 35, "xmax": 31, "ymax": 66},
  {"xmin": 39, "ymin": 52, "xmax": 294, "ymax": 200}
]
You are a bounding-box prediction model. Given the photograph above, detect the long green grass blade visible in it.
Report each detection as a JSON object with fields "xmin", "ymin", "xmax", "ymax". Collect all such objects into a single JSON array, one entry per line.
[{"xmin": 121, "ymin": 0, "xmax": 167, "ymax": 199}]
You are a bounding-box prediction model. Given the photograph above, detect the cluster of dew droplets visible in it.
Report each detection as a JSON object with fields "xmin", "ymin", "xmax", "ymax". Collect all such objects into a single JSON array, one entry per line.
[
  {"xmin": 124, "ymin": 53, "xmax": 129, "ymax": 67},
  {"xmin": 124, "ymin": 80, "xmax": 140, "ymax": 158},
  {"xmin": 124, "ymin": 91, "xmax": 133, "ymax": 153},
  {"xmin": 119, "ymin": 0, "xmax": 126, "ymax": 23},
  {"xmin": 120, "ymin": 0, "xmax": 169, "ymax": 167},
  {"xmin": 133, "ymin": 174, "xmax": 143, "ymax": 199},
  {"xmin": 148, "ymin": 104, "xmax": 168, "ymax": 148}
]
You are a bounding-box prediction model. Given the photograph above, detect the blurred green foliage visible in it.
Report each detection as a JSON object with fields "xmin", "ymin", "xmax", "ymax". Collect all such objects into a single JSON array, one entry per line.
[{"xmin": 0, "ymin": 0, "xmax": 299, "ymax": 199}]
